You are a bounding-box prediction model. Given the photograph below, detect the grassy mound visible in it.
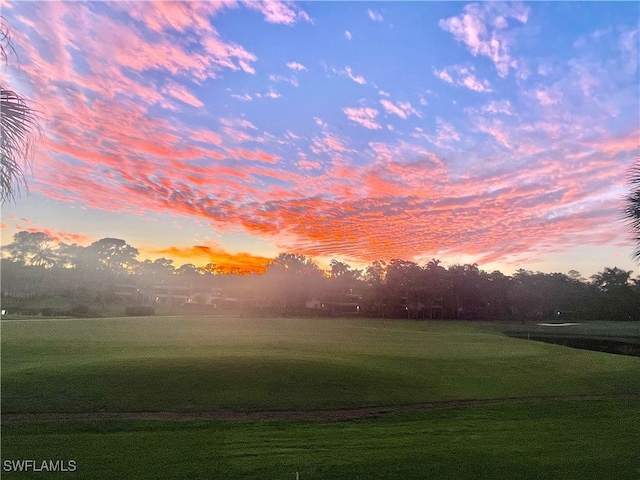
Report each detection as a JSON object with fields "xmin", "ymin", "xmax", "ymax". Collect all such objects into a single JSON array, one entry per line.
[{"xmin": 3, "ymin": 317, "xmax": 639, "ymax": 413}]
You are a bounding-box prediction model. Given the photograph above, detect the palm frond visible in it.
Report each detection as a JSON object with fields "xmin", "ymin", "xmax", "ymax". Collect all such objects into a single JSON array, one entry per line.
[
  {"xmin": 623, "ymin": 157, "xmax": 640, "ymax": 261},
  {"xmin": 0, "ymin": 15, "xmax": 15, "ymax": 66},
  {"xmin": 1, "ymin": 88, "xmax": 41, "ymax": 203},
  {"xmin": 0, "ymin": 17, "xmax": 42, "ymax": 204}
]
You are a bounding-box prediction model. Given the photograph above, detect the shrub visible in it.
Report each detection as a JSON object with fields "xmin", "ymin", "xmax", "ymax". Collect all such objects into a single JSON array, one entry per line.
[
  {"xmin": 69, "ymin": 304, "xmax": 90, "ymax": 317},
  {"xmin": 124, "ymin": 305, "xmax": 155, "ymax": 316},
  {"xmin": 40, "ymin": 307, "xmax": 66, "ymax": 317}
]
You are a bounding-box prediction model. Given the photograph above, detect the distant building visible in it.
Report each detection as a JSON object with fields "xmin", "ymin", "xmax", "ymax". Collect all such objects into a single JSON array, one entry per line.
[
  {"xmin": 152, "ymin": 284, "xmax": 191, "ymax": 305},
  {"xmin": 114, "ymin": 281, "xmax": 195, "ymax": 305},
  {"xmin": 306, "ymin": 288, "xmax": 362, "ymax": 315}
]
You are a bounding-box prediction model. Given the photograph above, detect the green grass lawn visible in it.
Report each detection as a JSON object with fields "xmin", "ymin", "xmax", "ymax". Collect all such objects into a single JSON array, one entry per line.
[
  {"xmin": 3, "ymin": 317, "xmax": 639, "ymax": 413},
  {"xmin": 2, "ymin": 316, "xmax": 639, "ymax": 478},
  {"xmin": 3, "ymin": 398, "xmax": 639, "ymax": 479}
]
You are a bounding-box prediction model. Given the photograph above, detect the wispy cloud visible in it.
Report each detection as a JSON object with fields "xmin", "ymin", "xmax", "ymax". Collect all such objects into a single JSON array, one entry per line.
[
  {"xmin": 343, "ymin": 107, "xmax": 382, "ymax": 130},
  {"xmin": 162, "ymin": 81, "xmax": 204, "ymax": 108},
  {"xmin": 286, "ymin": 61, "xmax": 307, "ymax": 71},
  {"xmin": 331, "ymin": 66, "xmax": 366, "ymax": 85},
  {"xmin": 230, "ymin": 92, "xmax": 253, "ymax": 101},
  {"xmin": 439, "ymin": 3, "xmax": 530, "ymax": 77},
  {"xmin": 269, "ymin": 74, "xmax": 299, "ymax": 87},
  {"xmin": 534, "ymin": 88, "xmax": 562, "ymax": 106},
  {"xmin": 480, "ymin": 100, "xmax": 515, "ymax": 116},
  {"xmin": 380, "ymin": 99, "xmax": 421, "ymax": 119},
  {"xmin": 345, "ymin": 66, "xmax": 366, "ymax": 85},
  {"xmin": 368, "ymin": 9, "xmax": 384, "ymax": 23},
  {"xmin": 261, "ymin": 87, "xmax": 281, "ymax": 99},
  {"xmin": 311, "ymin": 133, "xmax": 349, "ymax": 156},
  {"xmin": 433, "ymin": 65, "xmax": 492, "ymax": 92},
  {"xmin": 244, "ymin": 0, "xmax": 312, "ymax": 25},
  {"xmin": 419, "ymin": 118, "xmax": 461, "ymax": 149}
]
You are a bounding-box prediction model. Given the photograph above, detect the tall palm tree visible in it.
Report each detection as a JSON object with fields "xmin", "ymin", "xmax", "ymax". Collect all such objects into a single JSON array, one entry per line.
[
  {"xmin": 624, "ymin": 157, "xmax": 640, "ymax": 261},
  {"xmin": 1, "ymin": 16, "xmax": 40, "ymax": 204}
]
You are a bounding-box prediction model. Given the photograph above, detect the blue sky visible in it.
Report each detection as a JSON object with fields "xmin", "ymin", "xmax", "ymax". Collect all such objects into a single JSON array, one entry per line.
[{"xmin": 2, "ymin": 1, "xmax": 639, "ymax": 276}]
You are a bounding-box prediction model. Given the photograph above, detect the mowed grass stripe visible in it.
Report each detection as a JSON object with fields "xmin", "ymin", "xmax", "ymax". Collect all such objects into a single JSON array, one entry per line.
[
  {"xmin": 2, "ymin": 317, "xmax": 639, "ymax": 414},
  {"xmin": 2, "ymin": 398, "xmax": 639, "ymax": 480}
]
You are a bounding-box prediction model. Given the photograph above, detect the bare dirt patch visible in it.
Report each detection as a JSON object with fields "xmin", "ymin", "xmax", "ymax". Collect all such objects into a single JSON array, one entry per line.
[{"xmin": 3, "ymin": 394, "xmax": 637, "ymax": 424}]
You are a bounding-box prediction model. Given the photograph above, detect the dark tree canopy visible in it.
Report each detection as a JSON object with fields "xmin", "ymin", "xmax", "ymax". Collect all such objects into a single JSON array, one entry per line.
[
  {"xmin": 1, "ymin": 229, "xmax": 639, "ymax": 321},
  {"xmin": 3, "ymin": 231, "xmax": 55, "ymax": 267}
]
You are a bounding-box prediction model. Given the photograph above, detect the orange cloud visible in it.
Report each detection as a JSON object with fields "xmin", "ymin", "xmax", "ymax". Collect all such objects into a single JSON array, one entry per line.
[{"xmin": 148, "ymin": 244, "xmax": 271, "ymax": 274}]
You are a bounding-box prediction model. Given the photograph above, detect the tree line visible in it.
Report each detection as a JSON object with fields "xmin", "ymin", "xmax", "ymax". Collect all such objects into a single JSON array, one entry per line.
[{"xmin": 1, "ymin": 231, "xmax": 639, "ymax": 321}]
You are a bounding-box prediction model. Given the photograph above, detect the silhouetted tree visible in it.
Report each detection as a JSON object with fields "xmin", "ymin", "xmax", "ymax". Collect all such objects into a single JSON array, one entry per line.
[
  {"xmin": 591, "ymin": 267, "xmax": 632, "ymax": 292},
  {"xmin": 85, "ymin": 238, "xmax": 139, "ymax": 274},
  {"xmin": 263, "ymin": 253, "xmax": 325, "ymax": 310},
  {"xmin": 267, "ymin": 253, "xmax": 323, "ymax": 276},
  {"xmin": 3, "ymin": 231, "xmax": 56, "ymax": 267},
  {"xmin": 363, "ymin": 260, "xmax": 386, "ymax": 285},
  {"xmin": 176, "ymin": 263, "xmax": 201, "ymax": 277},
  {"xmin": 589, "ymin": 267, "xmax": 638, "ymax": 321},
  {"xmin": 56, "ymin": 242, "xmax": 89, "ymax": 269},
  {"xmin": 448, "ymin": 264, "xmax": 484, "ymax": 319},
  {"xmin": 135, "ymin": 258, "xmax": 175, "ymax": 285}
]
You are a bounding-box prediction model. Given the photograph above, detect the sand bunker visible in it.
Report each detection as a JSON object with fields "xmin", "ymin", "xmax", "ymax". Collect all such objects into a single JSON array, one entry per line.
[{"xmin": 536, "ymin": 323, "xmax": 582, "ymax": 327}]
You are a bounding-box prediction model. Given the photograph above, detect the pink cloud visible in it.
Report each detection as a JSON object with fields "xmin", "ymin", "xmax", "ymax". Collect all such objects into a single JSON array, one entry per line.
[
  {"xmin": 190, "ymin": 130, "xmax": 223, "ymax": 146},
  {"xmin": 311, "ymin": 133, "xmax": 349, "ymax": 157},
  {"xmin": 534, "ymin": 88, "xmax": 562, "ymax": 106},
  {"xmin": 479, "ymin": 123, "xmax": 510, "ymax": 148},
  {"xmin": 286, "ymin": 61, "xmax": 307, "ymax": 71},
  {"xmin": 244, "ymin": 0, "xmax": 311, "ymax": 25},
  {"xmin": 228, "ymin": 149, "xmax": 280, "ymax": 164},
  {"xmin": 380, "ymin": 99, "xmax": 421, "ymax": 119},
  {"xmin": 31, "ymin": 132, "xmax": 630, "ymax": 269},
  {"xmin": 162, "ymin": 82, "xmax": 204, "ymax": 108},
  {"xmin": 298, "ymin": 160, "xmax": 322, "ymax": 171},
  {"xmin": 201, "ymin": 36, "xmax": 257, "ymax": 75},
  {"xmin": 331, "ymin": 66, "xmax": 367, "ymax": 85},
  {"xmin": 587, "ymin": 129, "xmax": 640, "ymax": 155},
  {"xmin": 112, "ymin": 1, "xmax": 234, "ymax": 34},
  {"xmin": 480, "ymin": 100, "xmax": 515, "ymax": 116},
  {"xmin": 439, "ymin": 3, "xmax": 529, "ymax": 77},
  {"xmin": 343, "ymin": 107, "xmax": 381, "ymax": 130},
  {"xmin": 434, "ymin": 65, "xmax": 492, "ymax": 92},
  {"xmin": 344, "ymin": 66, "xmax": 366, "ymax": 85}
]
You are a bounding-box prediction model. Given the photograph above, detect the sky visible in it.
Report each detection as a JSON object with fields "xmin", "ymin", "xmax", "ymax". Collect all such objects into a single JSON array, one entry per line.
[{"xmin": 1, "ymin": 1, "xmax": 639, "ymax": 277}]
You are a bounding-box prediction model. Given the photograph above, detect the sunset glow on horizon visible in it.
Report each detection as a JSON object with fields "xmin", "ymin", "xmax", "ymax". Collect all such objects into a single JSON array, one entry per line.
[{"xmin": 1, "ymin": 1, "xmax": 639, "ymax": 277}]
